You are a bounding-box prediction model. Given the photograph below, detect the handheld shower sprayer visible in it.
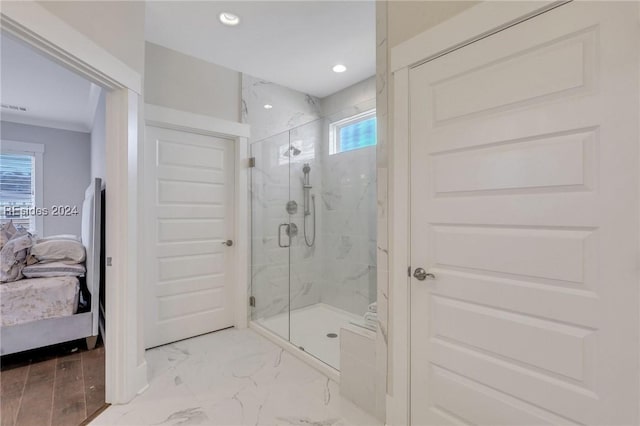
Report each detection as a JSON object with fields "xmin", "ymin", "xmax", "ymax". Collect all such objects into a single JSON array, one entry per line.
[
  {"xmin": 303, "ymin": 163, "xmax": 312, "ymax": 216},
  {"xmin": 302, "ymin": 163, "xmax": 316, "ymax": 247}
]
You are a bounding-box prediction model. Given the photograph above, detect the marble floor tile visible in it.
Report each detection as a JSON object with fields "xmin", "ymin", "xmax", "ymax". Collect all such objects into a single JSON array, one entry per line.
[{"xmin": 91, "ymin": 328, "xmax": 381, "ymax": 426}]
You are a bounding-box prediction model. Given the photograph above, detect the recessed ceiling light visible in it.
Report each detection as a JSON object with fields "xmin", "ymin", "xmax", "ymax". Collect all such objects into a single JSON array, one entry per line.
[
  {"xmin": 332, "ymin": 64, "xmax": 347, "ymax": 73},
  {"xmin": 219, "ymin": 12, "xmax": 240, "ymax": 26},
  {"xmin": 264, "ymin": 104, "xmax": 273, "ymax": 109}
]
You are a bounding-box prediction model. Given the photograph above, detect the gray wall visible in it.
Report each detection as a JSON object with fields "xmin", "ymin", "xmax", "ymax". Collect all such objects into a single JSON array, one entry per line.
[
  {"xmin": 145, "ymin": 42, "xmax": 241, "ymax": 122},
  {"xmin": 1, "ymin": 121, "xmax": 91, "ymax": 237}
]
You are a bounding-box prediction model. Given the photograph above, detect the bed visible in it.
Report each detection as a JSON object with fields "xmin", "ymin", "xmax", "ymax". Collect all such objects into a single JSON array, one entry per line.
[{"xmin": 0, "ymin": 178, "xmax": 103, "ymax": 355}]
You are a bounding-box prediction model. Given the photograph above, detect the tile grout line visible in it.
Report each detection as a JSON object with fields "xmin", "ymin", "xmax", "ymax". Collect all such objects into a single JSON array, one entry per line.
[
  {"xmin": 14, "ymin": 363, "xmax": 31, "ymax": 426},
  {"xmin": 49, "ymin": 357, "xmax": 58, "ymax": 426},
  {"xmin": 81, "ymin": 351, "xmax": 88, "ymax": 420}
]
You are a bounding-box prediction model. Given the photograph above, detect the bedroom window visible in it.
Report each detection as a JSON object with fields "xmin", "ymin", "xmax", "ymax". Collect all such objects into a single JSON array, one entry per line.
[
  {"xmin": 0, "ymin": 141, "xmax": 44, "ymax": 235},
  {"xmin": 329, "ymin": 109, "xmax": 377, "ymax": 155}
]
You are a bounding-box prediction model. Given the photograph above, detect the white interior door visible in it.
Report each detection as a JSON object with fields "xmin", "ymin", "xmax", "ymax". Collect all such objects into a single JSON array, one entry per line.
[
  {"xmin": 144, "ymin": 125, "xmax": 235, "ymax": 349},
  {"xmin": 409, "ymin": 2, "xmax": 639, "ymax": 425}
]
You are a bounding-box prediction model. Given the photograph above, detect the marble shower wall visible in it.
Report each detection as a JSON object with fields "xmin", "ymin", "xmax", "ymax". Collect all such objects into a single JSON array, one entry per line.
[
  {"xmin": 244, "ymin": 73, "xmax": 377, "ymax": 321},
  {"xmin": 318, "ymin": 84, "xmax": 377, "ymax": 316},
  {"xmin": 288, "ymin": 120, "xmax": 325, "ymax": 313},
  {"xmin": 242, "ymin": 75, "xmax": 322, "ymax": 144},
  {"xmin": 317, "ymin": 141, "xmax": 377, "ymax": 316}
]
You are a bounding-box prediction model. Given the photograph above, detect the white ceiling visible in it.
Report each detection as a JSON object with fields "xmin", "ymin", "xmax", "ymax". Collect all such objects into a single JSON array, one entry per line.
[
  {"xmin": 1, "ymin": 34, "xmax": 101, "ymax": 133},
  {"xmin": 145, "ymin": 1, "xmax": 376, "ymax": 98}
]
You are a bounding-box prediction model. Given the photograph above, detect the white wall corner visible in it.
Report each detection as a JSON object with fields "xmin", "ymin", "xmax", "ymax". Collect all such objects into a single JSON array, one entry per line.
[{"xmin": 105, "ymin": 88, "xmax": 148, "ymax": 403}]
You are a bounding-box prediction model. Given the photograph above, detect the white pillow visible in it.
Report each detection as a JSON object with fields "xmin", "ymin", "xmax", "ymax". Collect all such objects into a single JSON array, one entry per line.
[
  {"xmin": 30, "ymin": 239, "xmax": 86, "ymax": 264},
  {"xmin": 22, "ymin": 261, "xmax": 86, "ymax": 278},
  {"xmin": 37, "ymin": 234, "xmax": 81, "ymax": 243}
]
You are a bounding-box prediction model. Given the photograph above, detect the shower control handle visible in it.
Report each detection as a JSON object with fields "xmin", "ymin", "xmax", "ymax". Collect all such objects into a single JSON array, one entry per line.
[
  {"xmin": 413, "ymin": 267, "xmax": 436, "ymax": 281},
  {"xmin": 278, "ymin": 223, "xmax": 291, "ymax": 248}
]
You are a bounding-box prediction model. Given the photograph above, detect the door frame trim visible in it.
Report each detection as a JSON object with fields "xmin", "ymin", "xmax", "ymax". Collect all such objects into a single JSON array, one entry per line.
[
  {"xmin": 145, "ymin": 104, "xmax": 250, "ymax": 139},
  {"xmin": 388, "ymin": 1, "xmax": 572, "ymax": 424},
  {"xmin": 1, "ymin": 1, "xmax": 146, "ymax": 404},
  {"xmin": 144, "ymin": 104, "xmax": 251, "ymax": 332}
]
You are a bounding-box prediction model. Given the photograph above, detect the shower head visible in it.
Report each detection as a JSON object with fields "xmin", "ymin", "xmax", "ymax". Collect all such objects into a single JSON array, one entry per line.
[
  {"xmin": 303, "ymin": 163, "xmax": 311, "ymax": 174},
  {"xmin": 283, "ymin": 146, "xmax": 302, "ymax": 157}
]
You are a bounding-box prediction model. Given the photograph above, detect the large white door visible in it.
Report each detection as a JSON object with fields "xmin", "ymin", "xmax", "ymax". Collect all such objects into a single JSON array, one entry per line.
[
  {"xmin": 410, "ymin": 2, "xmax": 639, "ymax": 425},
  {"xmin": 144, "ymin": 125, "xmax": 235, "ymax": 349}
]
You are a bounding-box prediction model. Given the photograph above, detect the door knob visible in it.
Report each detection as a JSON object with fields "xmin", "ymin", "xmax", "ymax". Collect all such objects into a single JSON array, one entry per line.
[
  {"xmin": 222, "ymin": 240, "xmax": 233, "ymax": 247},
  {"xmin": 413, "ymin": 267, "xmax": 435, "ymax": 281}
]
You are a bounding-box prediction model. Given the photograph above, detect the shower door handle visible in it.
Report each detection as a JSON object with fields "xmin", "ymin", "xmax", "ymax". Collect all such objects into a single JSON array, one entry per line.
[{"xmin": 278, "ymin": 223, "xmax": 290, "ymax": 248}]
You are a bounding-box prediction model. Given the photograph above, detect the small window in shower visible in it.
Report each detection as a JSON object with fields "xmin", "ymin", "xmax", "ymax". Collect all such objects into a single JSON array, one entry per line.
[{"xmin": 329, "ymin": 109, "xmax": 377, "ymax": 155}]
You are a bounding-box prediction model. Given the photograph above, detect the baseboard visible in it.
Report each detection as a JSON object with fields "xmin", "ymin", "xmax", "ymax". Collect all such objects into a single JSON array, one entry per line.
[
  {"xmin": 134, "ymin": 359, "xmax": 149, "ymax": 395},
  {"xmin": 80, "ymin": 403, "xmax": 111, "ymax": 426}
]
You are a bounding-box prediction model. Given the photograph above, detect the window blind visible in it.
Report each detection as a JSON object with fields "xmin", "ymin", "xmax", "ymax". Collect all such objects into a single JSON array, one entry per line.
[{"xmin": 0, "ymin": 153, "xmax": 35, "ymax": 231}]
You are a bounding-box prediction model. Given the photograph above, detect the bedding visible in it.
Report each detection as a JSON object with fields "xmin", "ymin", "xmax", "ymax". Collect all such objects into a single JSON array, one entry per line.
[
  {"xmin": 0, "ymin": 230, "xmax": 34, "ymax": 283},
  {"xmin": 22, "ymin": 261, "xmax": 86, "ymax": 278},
  {"xmin": 0, "ymin": 276, "xmax": 79, "ymax": 326},
  {"xmin": 30, "ymin": 239, "xmax": 85, "ymax": 264},
  {"xmin": 0, "ymin": 221, "xmax": 18, "ymax": 250},
  {"xmin": 0, "ymin": 180, "xmax": 102, "ymax": 356}
]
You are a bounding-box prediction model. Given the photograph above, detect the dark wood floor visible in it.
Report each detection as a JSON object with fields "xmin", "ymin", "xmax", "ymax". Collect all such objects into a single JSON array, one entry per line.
[{"xmin": 1, "ymin": 339, "xmax": 105, "ymax": 426}]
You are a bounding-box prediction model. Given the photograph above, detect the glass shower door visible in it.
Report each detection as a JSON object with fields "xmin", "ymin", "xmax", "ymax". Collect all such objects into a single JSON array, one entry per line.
[
  {"xmin": 250, "ymin": 118, "xmax": 370, "ymax": 371},
  {"xmin": 250, "ymin": 131, "xmax": 291, "ymax": 341}
]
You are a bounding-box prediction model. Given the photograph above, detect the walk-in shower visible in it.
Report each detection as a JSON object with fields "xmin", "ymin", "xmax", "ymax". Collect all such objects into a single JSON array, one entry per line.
[{"xmin": 250, "ymin": 117, "xmax": 377, "ymax": 371}]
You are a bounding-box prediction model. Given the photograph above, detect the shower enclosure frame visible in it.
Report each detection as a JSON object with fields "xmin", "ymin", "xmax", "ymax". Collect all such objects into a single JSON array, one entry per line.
[
  {"xmin": 248, "ymin": 125, "xmax": 342, "ymax": 383},
  {"xmin": 248, "ymin": 105, "xmax": 380, "ymax": 382}
]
